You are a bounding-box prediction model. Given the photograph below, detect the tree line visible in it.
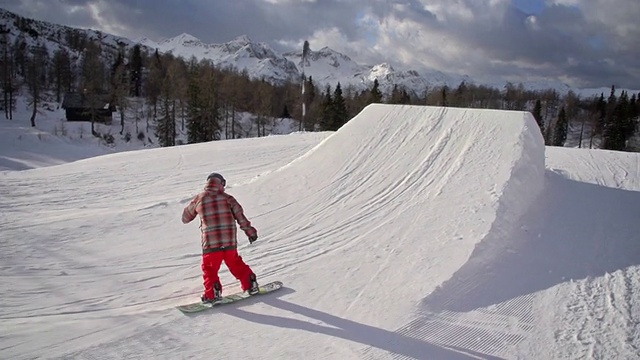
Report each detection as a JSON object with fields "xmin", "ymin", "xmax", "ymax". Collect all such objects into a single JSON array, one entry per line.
[
  {"xmin": 1, "ymin": 24, "xmax": 638, "ymax": 151},
  {"xmin": 313, "ymin": 79, "xmax": 639, "ymax": 151}
]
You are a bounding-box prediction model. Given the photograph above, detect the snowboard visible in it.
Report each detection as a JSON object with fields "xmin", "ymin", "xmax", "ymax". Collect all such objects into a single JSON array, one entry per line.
[{"xmin": 176, "ymin": 280, "xmax": 283, "ymax": 313}]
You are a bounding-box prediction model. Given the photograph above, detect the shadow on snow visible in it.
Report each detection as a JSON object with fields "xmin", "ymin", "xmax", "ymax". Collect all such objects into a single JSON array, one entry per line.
[
  {"xmin": 422, "ymin": 170, "xmax": 640, "ymax": 314},
  {"xmin": 221, "ymin": 287, "xmax": 500, "ymax": 359}
]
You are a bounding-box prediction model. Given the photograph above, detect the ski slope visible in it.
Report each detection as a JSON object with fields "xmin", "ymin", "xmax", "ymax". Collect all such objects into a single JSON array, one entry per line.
[{"xmin": 1, "ymin": 104, "xmax": 639, "ymax": 359}]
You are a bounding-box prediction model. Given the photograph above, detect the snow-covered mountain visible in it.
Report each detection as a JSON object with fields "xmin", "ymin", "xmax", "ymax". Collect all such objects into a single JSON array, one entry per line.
[
  {"xmin": 138, "ymin": 34, "xmax": 300, "ymax": 85},
  {"xmin": 281, "ymin": 46, "xmax": 472, "ymax": 95},
  {"xmin": 139, "ymin": 33, "xmax": 477, "ymax": 94},
  {"xmin": 0, "ymin": 8, "xmax": 136, "ymax": 63},
  {"xmin": 283, "ymin": 46, "xmax": 369, "ymax": 87}
]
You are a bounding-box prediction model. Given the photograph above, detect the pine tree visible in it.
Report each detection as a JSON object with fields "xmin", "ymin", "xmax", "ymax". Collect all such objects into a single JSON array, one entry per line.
[
  {"xmin": 630, "ymin": 94, "xmax": 639, "ymax": 121},
  {"xmin": 331, "ymin": 82, "xmax": 348, "ymax": 130},
  {"xmin": 389, "ymin": 84, "xmax": 401, "ymax": 104},
  {"xmin": 421, "ymin": 86, "xmax": 430, "ymax": 105},
  {"xmin": 401, "ymin": 89, "xmax": 411, "ymax": 104},
  {"xmin": 51, "ymin": 48, "xmax": 73, "ymax": 103},
  {"xmin": 603, "ymin": 90, "xmax": 633, "ymax": 151},
  {"xmin": 202, "ymin": 74, "xmax": 221, "ymax": 141},
  {"xmin": 171, "ymin": 59, "xmax": 188, "ymax": 136},
  {"xmin": 25, "ymin": 42, "xmax": 48, "ymax": 127},
  {"xmin": 532, "ymin": 99, "xmax": 544, "ymax": 134},
  {"xmin": 111, "ymin": 48, "xmax": 129, "ymax": 135},
  {"xmin": 280, "ymin": 104, "xmax": 291, "ymax": 118},
  {"xmin": 302, "ymin": 75, "xmax": 316, "ymax": 130},
  {"xmin": 185, "ymin": 61, "xmax": 203, "ymax": 143},
  {"xmin": 145, "ymin": 49, "xmax": 163, "ymax": 124},
  {"xmin": 620, "ymin": 92, "xmax": 636, "ymax": 143},
  {"xmin": 594, "ymin": 93, "xmax": 607, "ymax": 138},
  {"xmin": 562, "ymin": 90, "xmax": 580, "ymax": 146},
  {"xmin": 441, "ymin": 85, "xmax": 448, "ymax": 107},
  {"xmin": 388, "ymin": 85, "xmax": 411, "ymax": 105},
  {"xmin": 185, "ymin": 60, "xmax": 220, "ymax": 143},
  {"xmin": 0, "ymin": 25, "xmax": 15, "ymax": 120},
  {"xmin": 631, "ymin": 94, "xmax": 640, "ymax": 147},
  {"xmin": 453, "ymin": 81, "xmax": 467, "ymax": 107},
  {"xmin": 503, "ymin": 82, "xmax": 516, "ymax": 110},
  {"xmin": 553, "ymin": 107, "xmax": 568, "ymax": 146},
  {"xmin": 79, "ymin": 41, "xmax": 107, "ymax": 136},
  {"xmin": 255, "ymin": 79, "xmax": 273, "ymax": 137},
  {"xmin": 603, "ymin": 85, "xmax": 617, "ymax": 139},
  {"xmin": 319, "ymin": 84, "xmax": 333, "ymax": 131},
  {"xmin": 13, "ymin": 34, "xmax": 27, "ymax": 77},
  {"xmin": 219, "ymin": 71, "xmax": 241, "ymax": 139},
  {"xmin": 129, "ymin": 44, "xmax": 143, "ymax": 97},
  {"xmin": 153, "ymin": 53, "xmax": 179, "ymax": 147},
  {"xmin": 368, "ymin": 79, "xmax": 382, "ymax": 104},
  {"xmin": 629, "ymin": 94, "xmax": 639, "ymax": 137}
]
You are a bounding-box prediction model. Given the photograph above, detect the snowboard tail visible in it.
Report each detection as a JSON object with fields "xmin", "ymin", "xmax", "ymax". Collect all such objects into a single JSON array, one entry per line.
[{"xmin": 176, "ymin": 280, "xmax": 283, "ymax": 313}]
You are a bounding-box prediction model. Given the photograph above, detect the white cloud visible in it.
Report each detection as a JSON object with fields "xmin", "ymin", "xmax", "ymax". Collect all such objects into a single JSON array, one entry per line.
[
  {"xmin": 545, "ymin": 0, "xmax": 579, "ymax": 5},
  {"xmin": 525, "ymin": 15, "xmax": 539, "ymax": 30},
  {"xmin": 305, "ymin": 26, "xmax": 375, "ymax": 61},
  {"xmin": 86, "ymin": 2, "xmax": 130, "ymax": 36},
  {"xmin": 419, "ymin": 0, "xmax": 510, "ymax": 22}
]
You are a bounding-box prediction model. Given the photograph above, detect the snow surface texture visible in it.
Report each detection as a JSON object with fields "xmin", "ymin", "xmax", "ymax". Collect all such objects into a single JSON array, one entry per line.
[{"xmin": 1, "ymin": 104, "xmax": 640, "ymax": 359}]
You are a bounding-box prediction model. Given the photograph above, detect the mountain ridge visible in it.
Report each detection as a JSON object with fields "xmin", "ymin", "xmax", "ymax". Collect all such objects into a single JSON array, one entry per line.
[{"xmin": 0, "ymin": 7, "xmax": 632, "ymax": 97}]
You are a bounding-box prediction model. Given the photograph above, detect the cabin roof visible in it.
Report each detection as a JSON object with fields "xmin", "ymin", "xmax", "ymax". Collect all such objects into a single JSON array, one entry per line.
[{"xmin": 61, "ymin": 93, "xmax": 111, "ymax": 109}]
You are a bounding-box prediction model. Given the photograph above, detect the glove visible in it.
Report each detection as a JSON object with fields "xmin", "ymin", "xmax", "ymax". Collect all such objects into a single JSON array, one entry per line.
[
  {"xmin": 248, "ymin": 234, "xmax": 258, "ymax": 244},
  {"xmin": 246, "ymin": 227, "xmax": 258, "ymax": 243}
]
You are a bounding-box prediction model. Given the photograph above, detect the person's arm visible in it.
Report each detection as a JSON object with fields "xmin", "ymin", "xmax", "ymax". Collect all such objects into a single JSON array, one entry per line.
[
  {"xmin": 182, "ymin": 195, "xmax": 200, "ymax": 224},
  {"xmin": 229, "ymin": 196, "xmax": 257, "ymax": 240}
]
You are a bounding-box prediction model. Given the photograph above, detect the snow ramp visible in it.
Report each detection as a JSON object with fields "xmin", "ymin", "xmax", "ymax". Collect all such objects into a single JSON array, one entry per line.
[{"xmin": 233, "ymin": 104, "xmax": 546, "ymax": 354}]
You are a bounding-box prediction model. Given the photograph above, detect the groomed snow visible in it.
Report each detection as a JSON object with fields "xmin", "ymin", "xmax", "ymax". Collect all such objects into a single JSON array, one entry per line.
[{"xmin": 1, "ymin": 104, "xmax": 639, "ymax": 359}]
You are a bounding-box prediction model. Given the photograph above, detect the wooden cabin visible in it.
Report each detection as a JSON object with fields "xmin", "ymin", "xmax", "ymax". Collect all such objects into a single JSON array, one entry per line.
[{"xmin": 61, "ymin": 93, "xmax": 115, "ymax": 124}]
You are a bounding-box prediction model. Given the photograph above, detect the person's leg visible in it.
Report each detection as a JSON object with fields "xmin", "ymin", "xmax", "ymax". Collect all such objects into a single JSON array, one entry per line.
[
  {"xmin": 201, "ymin": 252, "xmax": 224, "ymax": 298},
  {"xmin": 223, "ymin": 249, "xmax": 255, "ymax": 291}
]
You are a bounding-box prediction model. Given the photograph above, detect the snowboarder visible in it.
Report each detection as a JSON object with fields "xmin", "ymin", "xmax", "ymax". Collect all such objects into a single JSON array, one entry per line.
[{"xmin": 182, "ymin": 172, "xmax": 259, "ymax": 303}]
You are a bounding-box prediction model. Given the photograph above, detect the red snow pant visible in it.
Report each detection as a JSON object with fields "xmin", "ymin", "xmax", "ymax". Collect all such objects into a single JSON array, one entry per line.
[{"xmin": 201, "ymin": 249, "xmax": 254, "ymax": 298}]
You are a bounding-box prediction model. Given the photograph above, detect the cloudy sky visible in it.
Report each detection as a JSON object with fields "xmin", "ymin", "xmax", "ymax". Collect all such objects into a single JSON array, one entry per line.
[{"xmin": 1, "ymin": 0, "xmax": 638, "ymax": 89}]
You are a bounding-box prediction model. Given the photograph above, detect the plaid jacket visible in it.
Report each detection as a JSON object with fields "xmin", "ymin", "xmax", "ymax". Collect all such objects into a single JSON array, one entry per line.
[{"xmin": 182, "ymin": 179, "xmax": 257, "ymax": 253}]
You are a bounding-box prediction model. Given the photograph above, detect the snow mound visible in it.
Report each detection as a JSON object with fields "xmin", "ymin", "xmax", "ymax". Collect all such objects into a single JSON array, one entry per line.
[{"xmin": 240, "ymin": 104, "xmax": 546, "ymax": 326}]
